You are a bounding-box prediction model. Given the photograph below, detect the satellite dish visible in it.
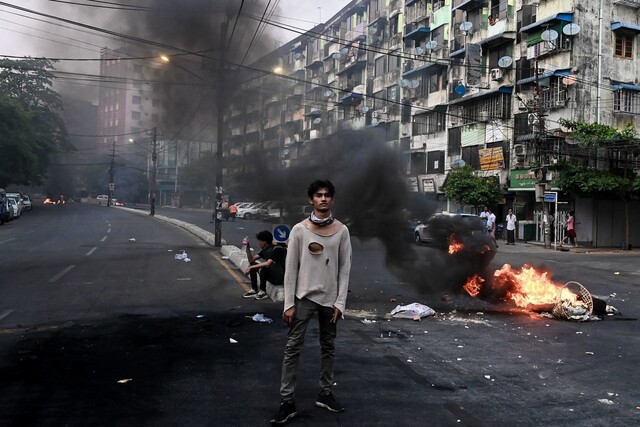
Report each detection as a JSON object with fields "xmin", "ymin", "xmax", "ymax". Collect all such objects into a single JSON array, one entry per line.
[
  {"xmin": 562, "ymin": 74, "xmax": 577, "ymax": 86},
  {"xmin": 331, "ymin": 52, "xmax": 342, "ymax": 60},
  {"xmin": 563, "ymin": 23, "xmax": 581, "ymax": 36},
  {"xmin": 400, "ymin": 79, "xmax": 411, "ymax": 88},
  {"xmin": 426, "ymin": 40, "xmax": 438, "ymax": 50},
  {"xmin": 455, "ymin": 84, "xmax": 466, "ymax": 95},
  {"xmin": 497, "ymin": 56, "xmax": 513, "ymax": 69},
  {"xmin": 414, "ymin": 46, "xmax": 424, "ymax": 55},
  {"xmin": 340, "ymin": 47, "xmax": 349, "ymax": 55},
  {"xmin": 410, "ymin": 80, "xmax": 420, "ymax": 89},
  {"xmin": 541, "ymin": 29, "xmax": 559, "ymax": 42},
  {"xmin": 362, "ymin": 106, "xmax": 370, "ymax": 113},
  {"xmin": 459, "ymin": 22, "xmax": 473, "ymax": 32},
  {"xmin": 294, "ymin": 52, "xmax": 302, "ymax": 60},
  {"xmin": 451, "ymin": 159, "xmax": 466, "ymax": 169},
  {"xmin": 324, "ymin": 89, "xmax": 334, "ymax": 98},
  {"xmin": 528, "ymin": 113, "xmax": 538, "ymax": 126},
  {"xmin": 313, "ymin": 117, "xmax": 322, "ymax": 124}
]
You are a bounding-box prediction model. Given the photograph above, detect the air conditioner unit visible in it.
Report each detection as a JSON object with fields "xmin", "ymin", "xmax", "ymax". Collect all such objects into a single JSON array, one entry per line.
[
  {"xmin": 513, "ymin": 144, "xmax": 525, "ymax": 155},
  {"xmin": 490, "ymin": 68, "xmax": 504, "ymax": 81},
  {"xmin": 478, "ymin": 111, "xmax": 489, "ymax": 122},
  {"xmin": 554, "ymin": 100, "xmax": 566, "ymax": 108}
]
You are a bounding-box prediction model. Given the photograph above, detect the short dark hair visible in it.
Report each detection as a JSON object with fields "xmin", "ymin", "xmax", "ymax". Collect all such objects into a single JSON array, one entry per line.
[
  {"xmin": 256, "ymin": 230, "xmax": 273, "ymax": 243},
  {"xmin": 569, "ymin": 211, "xmax": 575, "ymax": 216},
  {"xmin": 307, "ymin": 180, "xmax": 335, "ymax": 198}
]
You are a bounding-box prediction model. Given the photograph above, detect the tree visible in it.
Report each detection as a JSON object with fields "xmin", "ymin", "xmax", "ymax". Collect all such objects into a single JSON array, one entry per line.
[
  {"xmin": 443, "ymin": 165, "xmax": 503, "ymax": 213},
  {"xmin": 0, "ymin": 57, "xmax": 72, "ymax": 187},
  {"xmin": 558, "ymin": 119, "xmax": 640, "ymax": 248}
]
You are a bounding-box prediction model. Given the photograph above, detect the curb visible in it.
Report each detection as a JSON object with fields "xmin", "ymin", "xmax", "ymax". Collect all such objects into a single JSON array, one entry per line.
[{"xmin": 120, "ymin": 207, "xmax": 284, "ymax": 302}]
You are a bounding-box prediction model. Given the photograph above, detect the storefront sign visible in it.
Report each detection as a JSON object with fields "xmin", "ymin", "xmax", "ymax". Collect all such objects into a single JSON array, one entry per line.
[{"xmin": 479, "ymin": 147, "xmax": 504, "ymax": 170}]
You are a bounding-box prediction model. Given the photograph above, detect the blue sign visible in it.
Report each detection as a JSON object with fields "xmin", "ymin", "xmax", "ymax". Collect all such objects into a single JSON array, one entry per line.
[
  {"xmin": 273, "ymin": 224, "xmax": 291, "ymax": 243},
  {"xmin": 544, "ymin": 192, "xmax": 557, "ymax": 202}
]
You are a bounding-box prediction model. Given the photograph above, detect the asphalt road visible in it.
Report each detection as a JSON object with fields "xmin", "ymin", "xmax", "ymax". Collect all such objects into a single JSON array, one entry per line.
[{"xmin": 0, "ymin": 203, "xmax": 639, "ymax": 426}]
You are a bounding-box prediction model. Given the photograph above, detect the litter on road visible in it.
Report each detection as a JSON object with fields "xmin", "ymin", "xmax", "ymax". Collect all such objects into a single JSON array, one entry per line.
[
  {"xmin": 250, "ymin": 313, "xmax": 273, "ymax": 323},
  {"xmin": 128, "ymin": 238, "xmax": 136, "ymax": 242},
  {"xmin": 229, "ymin": 338, "xmax": 238, "ymax": 344},
  {"xmin": 174, "ymin": 250, "xmax": 191, "ymax": 262},
  {"xmin": 117, "ymin": 379, "xmax": 132, "ymax": 384},
  {"xmin": 390, "ymin": 302, "xmax": 435, "ymax": 319}
]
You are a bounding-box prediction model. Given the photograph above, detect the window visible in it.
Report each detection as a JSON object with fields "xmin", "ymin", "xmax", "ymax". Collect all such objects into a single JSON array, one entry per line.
[
  {"xmin": 614, "ymin": 33, "xmax": 633, "ymax": 59},
  {"xmin": 132, "ymin": 96, "xmax": 141, "ymax": 104},
  {"xmin": 613, "ymin": 89, "xmax": 640, "ymax": 114},
  {"xmin": 132, "ymin": 111, "xmax": 141, "ymax": 120},
  {"xmin": 375, "ymin": 56, "xmax": 386, "ymax": 76},
  {"xmin": 412, "ymin": 111, "xmax": 446, "ymax": 136}
]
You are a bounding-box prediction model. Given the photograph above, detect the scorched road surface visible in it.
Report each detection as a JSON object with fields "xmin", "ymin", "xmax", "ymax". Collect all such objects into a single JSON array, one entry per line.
[{"xmin": 0, "ymin": 203, "xmax": 639, "ymax": 426}]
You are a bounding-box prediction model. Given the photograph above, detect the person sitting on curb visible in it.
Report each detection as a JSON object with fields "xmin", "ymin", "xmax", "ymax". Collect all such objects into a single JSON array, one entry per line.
[{"xmin": 243, "ymin": 230, "xmax": 286, "ymax": 300}]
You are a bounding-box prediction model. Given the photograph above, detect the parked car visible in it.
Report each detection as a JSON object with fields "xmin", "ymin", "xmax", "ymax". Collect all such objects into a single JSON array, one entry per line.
[
  {"xmin": 97, "ymin": 194, "xmax": 109, "ymax": 206},
  {"xmin": 6, "ymin": 193, "xmax": 24, "ymax": 215},
  {"xmin": 7, "ymin": 197, "xmax": 20, "ymax": 219},
  {"xmin": 414, "ymin": 213, "xmax": 484, "ymax": 248},
  {"xmin": 236, "ymin": 202, "xmax": 268, "ymax": 220},
  {"xmin": 112, "ymin": 198, "xmax": 124, "ymax": 207},
  {"xmin": 22, "ymin": 195, "xmax": 32, "ymax": 211},
  {"xmin": 262, "ymin": 200, "xmax": 289, "ymax": 219},
  {"xmin": 1, "ymin": 199, "xmax": 11, "ymax": 224},
  {"xmin": 290, "ymin": 205, "xmax": 313, "ymax": 222}
]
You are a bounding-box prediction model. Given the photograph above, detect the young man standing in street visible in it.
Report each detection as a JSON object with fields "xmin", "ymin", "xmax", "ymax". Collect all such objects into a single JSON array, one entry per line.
[
  {"xmin": 271, "ymin": 180, "xmax": 352, "ymax": 424},
  {"xmin": 505, "ymin": 208, "xmax": 517, "ymax": 245}
]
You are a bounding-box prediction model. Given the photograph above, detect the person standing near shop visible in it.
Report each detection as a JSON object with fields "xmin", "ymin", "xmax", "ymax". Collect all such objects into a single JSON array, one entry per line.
[
  {"xmin": 271, "ymin": 180, "xmax": 352, "ymax": 424},
  {"xmin": 566, "ymin": 211, "xmax": 577, "ymax": 247},
  {"xmin": 505, "ymin": 208, "xmax": 517, "ymax": 245}
]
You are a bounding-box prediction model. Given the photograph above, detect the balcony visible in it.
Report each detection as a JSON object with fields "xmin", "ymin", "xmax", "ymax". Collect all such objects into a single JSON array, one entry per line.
[{"xmin": 613, "ymin": 0, "xmax": 640, "ymax": 7}]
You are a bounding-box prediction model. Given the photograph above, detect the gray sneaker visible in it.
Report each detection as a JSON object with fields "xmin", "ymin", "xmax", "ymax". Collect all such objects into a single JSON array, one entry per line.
[
  {"xmin": 243, "ymin": 290, "xmax": 258, "ymax": 298},
  {"xmin": 254, "ymin": 291, "xmax": 268, "ymax": 300}
]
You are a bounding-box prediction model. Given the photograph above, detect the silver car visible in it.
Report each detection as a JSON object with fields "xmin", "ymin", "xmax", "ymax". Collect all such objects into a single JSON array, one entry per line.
[{"xmin": 414, "ymin": 213, "xmax": 484, "ymax": 248}]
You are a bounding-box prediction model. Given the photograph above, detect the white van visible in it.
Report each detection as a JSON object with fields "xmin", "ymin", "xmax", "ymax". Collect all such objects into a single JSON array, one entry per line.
[{"xmin": 97, "ymin": 195, "xmax": 109, "ymax": 206}]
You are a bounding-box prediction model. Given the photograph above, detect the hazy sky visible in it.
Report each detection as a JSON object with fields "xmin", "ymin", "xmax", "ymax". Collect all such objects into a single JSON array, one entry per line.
[{"xmin": 0, "ymin": 0, "xmax": 348, "ymax": 58}]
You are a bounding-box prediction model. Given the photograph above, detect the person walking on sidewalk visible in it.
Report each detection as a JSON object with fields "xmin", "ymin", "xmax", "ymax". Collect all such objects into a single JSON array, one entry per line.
[
  {"xmin": 566, "ymin": 211, "xmax": 578, "ymax": 247},
  {"xmin": 243, "ymin": 230, "xmax": 286, "ymax": 300},
  {"xmin": 271, "ymin": 180, "xmax": 352, "ymax": 425},
  {"xmin": 487, "ymin": 208, "xmax": 498, "ymax": 248},
  {"xmin": 505, "ymin": 208, "xmax": 517, "ymax": 245}
]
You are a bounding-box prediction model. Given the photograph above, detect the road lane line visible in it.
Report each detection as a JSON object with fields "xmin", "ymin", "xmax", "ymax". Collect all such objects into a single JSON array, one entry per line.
[
  {"xmin": 107, "ymin": 228, "xmax": 111, "ymax": 233},
  {"xmin": 0, "ymin": 310, "xmax": 13, "ymax": 321},
  {"xmin": 49, "ymin": 264, "xmax": 75, "ymax": 283},
  {"xmin": 210, "ymin": 253, "xmax": 251, "ymax": 292},
  {"xmin": 101, "ymin": 236, "xmax": 107, "ymax": 242},
  {"xmin": 86, "ymin": 247, "xmax": 98, "ymax": 256},
  {"xmin": 0, "ymin": 238, "xmax": 16, "ymax": 245}
]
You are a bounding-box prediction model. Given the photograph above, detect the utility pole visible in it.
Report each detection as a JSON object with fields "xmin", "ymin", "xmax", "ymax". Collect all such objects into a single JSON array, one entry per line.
[
  {"xmin": 534, "ymin": 58, "xmax": 551, "ymax": 249},
  {"xmin": 150, "ymin": 126, "xmax": 157, "ymax": 216},
  {"xmin": 108, "ymin": 140, "xmax": 115, "ymax": 207},
  {"xmin": 213, "ymin": 18, "xmax": 229, "ymax": 247}
]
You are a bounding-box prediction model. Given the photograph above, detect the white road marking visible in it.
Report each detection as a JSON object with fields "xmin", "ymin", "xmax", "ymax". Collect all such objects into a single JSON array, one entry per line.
[
  {"xmin": 177, "ymin": 278, "xmax": 192, "ymax": 281},
  {"xmin": 107, "ymin": 228, "xmax": 111, "ymax": 233},
  {"xmin": 49, "ymin": 264, "xmax": 75, "ymax": 283},
  {"xmin": 101, "ymin": 236, "xmax": 107, "ymax": 242},
  {"xmin": 0, "ymin": 238, "xmax": 16, "ymax": 245},
  {"xmin": 86, "ymin": 247, "xmax": 98, "ymax": 256},
  {"xmin": 0, "ymin": 310, "xmax": 13, "ymax": 321}
]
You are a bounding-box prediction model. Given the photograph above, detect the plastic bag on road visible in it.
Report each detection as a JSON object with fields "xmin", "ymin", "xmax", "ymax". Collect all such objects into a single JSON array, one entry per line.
[
  {"xmin": 390, "ymin": 302, "xmax": 436, "ymax": 319},
  {"xmin": 251, "ymin": 313, "xmax": 273, "ymax": 323}
]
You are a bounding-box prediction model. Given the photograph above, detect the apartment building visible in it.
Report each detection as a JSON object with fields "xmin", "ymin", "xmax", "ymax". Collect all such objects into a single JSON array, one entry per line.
[{"xmin": 226, "ymin": 0, "xmax": 640, "ymax": 244}]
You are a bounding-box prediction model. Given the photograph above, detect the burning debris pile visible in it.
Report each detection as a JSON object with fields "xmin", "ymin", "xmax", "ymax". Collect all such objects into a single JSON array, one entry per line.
[{"xmin": 463, "ymin": 264, "xmax": 615, "ymax": 321}]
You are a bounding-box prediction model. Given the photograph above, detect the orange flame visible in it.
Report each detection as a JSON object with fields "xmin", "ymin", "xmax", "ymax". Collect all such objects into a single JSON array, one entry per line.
[
  {"xmin": 448, "ymin": 234, "xmax": 464, "ymax": 255},
  {"xmin": 463, "ymin": 274, "xmax": 484, "ymax": 297},
  {"xmin": 464, "ymin": 264, "xmax": 577, "ymax": 308}
]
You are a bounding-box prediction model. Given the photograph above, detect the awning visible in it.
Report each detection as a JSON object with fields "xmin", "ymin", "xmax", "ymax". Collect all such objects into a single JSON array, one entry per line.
[
  {"xmin": 520, "ymin": 12, "xmax": 573, "ymax": 33},
  {"xmin": 448, "ymin": 85, "xmax": 513, "ymax": 105},
  {"xmin": 402, "ymin": 61, "xmax": 447, "ymax": 78},
  {"xmin": 612, "ymin": 83, "xmax": 640, "ymax": 92},
  {"xmin": 516, "ymin": 68, "xmax": 571, "ymax": 86},
  {"xmin": 304, "ymin": 109, "xmax": 321, "ymax": 117},
  {"xmin": 404, "ymin": 27, "xmax": 431, "ymax": 41},
  {"xmin": 452, "ymin": 0, "xmax": 486, "ymax": 12},
  {"xmin": 479, "ymin": 31, "xmax": 516, "ymax": 47},
  {"xmin": 305, "ymin": 59, "xmax": 323, "ymax": 69},
  {"xmin": 337, "ymin": 92, "xmax": 364, "ymax": 106},
  {"xmin": 405, "ymin": 0, "xmax": 420, "ymax": 6},
  {"xmin": 289, "ymin": 41, "xmax": 305, "ymax": 52},
  {"xmin": 611, "ymin": 21, "xmax": 640, "ymax": 34}
]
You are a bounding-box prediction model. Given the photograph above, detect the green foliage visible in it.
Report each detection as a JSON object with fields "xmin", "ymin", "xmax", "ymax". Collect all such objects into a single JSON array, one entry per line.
[
  {"xmin": 560, "ymin": 162, "xmax": 640, "ymax": 199},
  {"xmin": 559, "ymin": 119, "xmax": 637, "ymax": 147},
  {"xmin": 0, "ymin": 57, "xmax": 71, "ymax": 187},
  {"xmin": 443, "ymin": 165, "xmax": 503, "ymax": 211}
]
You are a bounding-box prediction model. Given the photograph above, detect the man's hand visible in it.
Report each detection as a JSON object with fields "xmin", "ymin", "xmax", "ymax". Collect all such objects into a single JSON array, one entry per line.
[
  {"xmin": 243, "ymin": 267, "xmax": 251, "ymax": 276},
  {"xmin": 283, "ymin": 307, "xmax": 296, "ymax": 327},
  {"xmin": 330, "ymin": 307, "xmax": 342, "ymax": 324}
]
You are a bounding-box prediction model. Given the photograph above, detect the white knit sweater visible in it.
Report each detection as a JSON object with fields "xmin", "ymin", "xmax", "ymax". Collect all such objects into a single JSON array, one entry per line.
[{"xmin": 283, "ymin": 219, "xmax": 352, "ymax": 314}]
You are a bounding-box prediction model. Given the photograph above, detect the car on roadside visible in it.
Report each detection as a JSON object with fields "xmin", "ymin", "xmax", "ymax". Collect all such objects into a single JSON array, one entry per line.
[
  {"xmin": 414, "ymin": 212, "xmax": 484, "ymax": 248},
  {"xmin": 6, "ymin": 193, "xmax": 24, "ymax": 215},
  {"xmin": 22, "ymin": 195, "xmax": 32, "ymax": 211},
  {"xmin": 236, "ymin": 202, "xmax": 268, "ymax": 220},
  {"xmin": 112, "ymin": 198, "xmax": 124, "ymax": 207},
  {"xmin": 1, "ymin": 199, "xmax": 11, "ymax": 224},
  {"xmin": 97, "ymin": 194, "xmax": 109, "ymax": 206},
  {"xmin": 7, "ymin": 197, "xmax": 20, "ymax": 219}
]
